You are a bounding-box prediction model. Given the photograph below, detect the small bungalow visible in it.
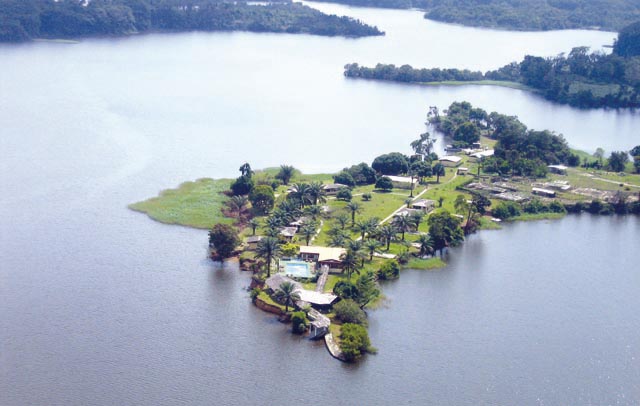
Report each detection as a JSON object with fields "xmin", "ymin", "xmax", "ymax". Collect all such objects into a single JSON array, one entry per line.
[
  {"xmin": 395, "ymin": 207, "xmax": 423, "ymax": 217},
  {"xmin": 323, "ymin": 183, "xmax": 349, "ymax": 195},
  {"xmin": 386, "ymin": 175, "xmax": 418, "ymax": 190},
  {"xmin": 457, "ymin": 167, "xmax": 469, "ymax": 175},
  {"xmin": 280, "ymin": 227, "xmax": 298, "ymax": 241},
  {"xmin": 297, "ymin": 290, "xmax": 338, "ymax": 310},
  {"xmin": 308, "ymin": 309, "xmax": 331, "ymax": 339},
  {"xmin": 264, "ymin": 274, "xmax": 302, "ymax": 293},
  {"xmin": 289, "ymin": 217, "xmax": 309, "ymax": 232},
  {"xmin": 410, "ymin": 199, "xmax": 436, "ymax": 213},
  {"xmin": 245, "ymin": 235, "xmax": 263, "ymax": 249},
  {"xmin": 532, "ymin": 187, "xmax": 556, "ymax": 198},
  {"xmin": 438, "ymin": 155, "xmax": 463, "ymax": 167},
  {"xmin": 470, "ymin": 150, "xmax": 494, "ymax": 160},
  {"xmin": 299, "ymin": 245, "xmax": 346, "ymax": 271},
  {"xmin": 548, "ymin": 164, "xmax": 568, "ymax": 175}
]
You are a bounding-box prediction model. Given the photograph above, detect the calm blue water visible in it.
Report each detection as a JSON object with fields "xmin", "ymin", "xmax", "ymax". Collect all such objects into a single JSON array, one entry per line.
[{"xmin": 1, "ymin": 2, "xmax": 639, "ymax": 405}]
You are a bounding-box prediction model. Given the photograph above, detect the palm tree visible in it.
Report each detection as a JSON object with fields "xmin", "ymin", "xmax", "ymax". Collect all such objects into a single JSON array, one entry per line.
[
  {"xmin": 248, "ymin": 218, "xmax": 260, "ymax": 235},
  {"xmin": 255, "ymin": 236, "xmax": 281, "ymax": 277},
  {"xmin": 392, "ymin": 215, "xmax": 412, "ymax": 241},
  {"xmin": 239, "ymin": 162, "xmax": 253, "ymax": 178},
  {"xmin": 289, "ymin": 183, "xmax": 311, "ymax": 208},
  {"xmin": 433, "ymin": 163, "xmax": 446, "ymax": 183},
  {"xmin": 417, "ymin": 234, "xmax": 434, "ymax": 257},
  {"xmin": 404, "ymin": 198, "xmax": 413, "ymax": 208},
  {"xmin": 365, "ymin": 239, "xmax": 381, "ymax": 261},
  {"xmin": 300, "ymin": 222, "xmax": 317, "ymax": 246},
  {"xmin": 304, "ymin": 204, "xmax": 322, "ymax": 220},
  {"xmin": 354, "ymin": 220, "xmax": 369, "ymax": 240},
  {"xmin": 345, "ymin": 201, "xmax": 362, "ymax": 227},
  {"xmin": 276, "ymin": 164, "xmax": 295, "ymax": 185},
  {"xmin": 274, "ymin": 281, "xmax": 300, "ymax": 313},
  {"xmin": 334, "ymin": 212, "xmax": 350, "ymax": 230},
  {"xmin": 409, "ymin": 211, "xmax": 424, "ymax": 231},
  {"xmin": 378, "ymin": 224, "xmax": 396, "ymax": 251},
  {"xmin": 227, "ymin": 195, "xmax": 248, "ymax": 218},
  {"xmin": 340, "ymin": 249, "xmax": 361, "ymax": 280},
  {"xmin": 307, "ymin": 182, "xmax": 327, "ymax": 205}
]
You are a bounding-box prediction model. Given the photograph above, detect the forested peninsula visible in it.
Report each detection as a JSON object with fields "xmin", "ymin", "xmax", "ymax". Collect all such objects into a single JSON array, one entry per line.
[
  {"xmin": 311, "ymin": 0, "xmax": 640, "ymax": 31},
  {"xmin": 0, "ymin": 0, "xmax": 383, "ymax": 43},
  {"xmin": 344, "ymin": 26, "xmax": 640, "ymax": 109}
]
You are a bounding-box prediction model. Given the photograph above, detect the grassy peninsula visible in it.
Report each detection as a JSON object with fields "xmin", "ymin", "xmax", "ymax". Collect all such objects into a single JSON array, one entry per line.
[
  {"xmin": 131, "ymin": 101, "xmax": 640, "ymax": 361},
  {"xmin": 0, "ymin": 0, "xmax": 383, "ymax": 43}
]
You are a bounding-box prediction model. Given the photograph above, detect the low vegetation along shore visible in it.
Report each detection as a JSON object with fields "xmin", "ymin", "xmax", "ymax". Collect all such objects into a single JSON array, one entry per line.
[
  {"xmin": 131, "ymin": 101, "xmax": 640, "ymax": 362},
  {"xmin": 0, "ymin": 0, "xmax": 383, "ymax": 43},
  {"xmin": 344, "ymin": 23, "xmax": 640, "ymax": 109}
]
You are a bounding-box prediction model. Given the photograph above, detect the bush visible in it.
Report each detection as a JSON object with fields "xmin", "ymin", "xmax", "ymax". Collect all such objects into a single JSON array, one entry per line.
[
  {"xmin": 333, "ymin": 280, "xmax": 359, "ymax": 300},
  {"xmin": 249, "ymin": 184, "xmax": 275, "ymax": 214},
  {"xmin": 230, "ymin": 175, "xmax": 254, "ymax": 196},
  {"xmin": 362, "ymin": 193, "xmax": 372, "ymax": 201},
  {"xmin": 339, "ymin": 323, "xmax": 373, "ymax": 361},
  {"xmin": 377, "ymin": 259, "xmax": 400, "ymax": 280},
  {"xmin": 549, "ymin": 200, "xmax": 567, "ymax": 213},
  {"xmin": 493, "ymin": 202, "xmax": 522, "ymax": 219},
  {"xmin": 523, "ymin": 199, "xmax": 548, "ymax": 214},
  {"xmin": 291, "ymin": 311, "xmax": 308, "ymax": 334},
  {"xmin": 250, "ymin": 288, "xmax": 261, "ymax": 303},
  {"xmin": 375, "ymin": 176, "xmax": 393, "ymax": 191},
  {"xmin": 334, "ymin": 299, "xmax": 368, "ymax": 326},
  {"xmin": 334, "ymin": 171, "xmax": 356, "ymax": 187},
  {"xmin": 336, "ymin": 188, "xmax": 352, "ymax": 201},
  {"xmin": 372, "ymin": 152, "xmax": 409, "ymax": 175}
]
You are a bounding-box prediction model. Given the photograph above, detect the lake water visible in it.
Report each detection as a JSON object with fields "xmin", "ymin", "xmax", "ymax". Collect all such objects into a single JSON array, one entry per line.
[{"xmin": 1, "ymin": 2, "xmax": 639, "ymax": 405}]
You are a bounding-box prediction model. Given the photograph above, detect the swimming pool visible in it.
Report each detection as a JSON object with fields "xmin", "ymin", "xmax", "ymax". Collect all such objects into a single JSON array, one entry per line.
[{"xmin": 281, "ymin": 260, "xmax": 314, "ymax": 278}]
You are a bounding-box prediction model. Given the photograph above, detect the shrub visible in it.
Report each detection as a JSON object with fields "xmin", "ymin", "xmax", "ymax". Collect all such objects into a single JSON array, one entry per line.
[
  {"xmin": 339, "ymin": 323, "xmax": 374, "ymax": 361},
  {"xmin": 249, "ymin": 184, "xmax": 275, "ymax": 214},
  {"xmin": 549, "ymin": 200, "xmax": 567, "ymax": 213},
  {"xmin": 375, "ymin": 176, "xmax": 393, "ymax": 191},
  {"xmin": 333, "ymin": 280, "xmax": 359, "ymax": 300},
  {"xmin": 334, "ymin": 299, "xmax": 368, "ymax": 326},
  {"xmin": 291, "ymin": 311, "xmax": 308, "ymax": 334},
  {"xmin": 362, "ymin": 193, "xmax": 372, "ymax": 201},
  {"xmin": 333, "ymin": 171, "xmax": 356, "ymax": 187},
  {"xmin": 372, "ymin": 152, "xmax": 409, "ymax": 175},
  {"xmin": 377, "ymin": 259, "xmax": 400, "ymax": 280},
  {"xmin": 336, "ymin": 188, "xmax": 352, "ymax": 201},
  {"xmin": 493, "ymin": 202, "xmax": 522, "ymax": 219},
  {"xmin": 250, "ymin": 288, "xmax": 261, "ymax": 303}
]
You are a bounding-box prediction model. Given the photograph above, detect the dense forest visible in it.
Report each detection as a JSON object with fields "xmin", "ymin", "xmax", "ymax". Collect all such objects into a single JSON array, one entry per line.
[
  {"xmin": 344, "ymin": 25, "xmax": 640, "ymax": 109},
  {"xmin": 430, "ymin": 102, "xmax": 578, "ymax": 177},
  {"xmin": 0, "ymin": 0, "xmax": 383, "ymax": 42},
  {"xmin": 312, "ymin": 0, "xmax": 640, "ymax": 31}
]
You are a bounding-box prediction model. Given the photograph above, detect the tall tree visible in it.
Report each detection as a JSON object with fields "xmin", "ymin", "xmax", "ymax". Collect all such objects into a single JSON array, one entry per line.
[
  {"xmin": 345, "ymin": 201, "xmax": 362, "ymax": 227},
  {"xmin": 255, "ymin": 236, "xmax": 281, "ymax": 277},
  {"xmin": 208, "ymin": 224, "xmax": 240, "ymax": 261},
  {"xmin": 340, "ymin": 249, "xmax": 361, "ymax": 280},
  {"xmin": 433, "ymin": 163, "xmax": 446, "ymax": 183},
  {"xmin": 276, "ymin": 164, "xmax": 296, "ymax": 185},
  {"xmin": 377, "ymin": 224, "xmax": 396, "ymax": 250},
  {"xmin": 239, "ymin": 162, "xmax": 253, "ymax": 178},
  {"xmin": 248, "ymin": 218, "xmax": 260, "ymax": 235},
  {"xmin": 300, "ymin": 222, "xmax": 317, "ymax": 246},
  {"xmin": 392, "ymin": 215, "xmax": 412, "ymax": 241},
  {"xmin": 274, "ymin": 281, "xmax": 300, "ymax": 313},
  {"xmin": 307, "ymin": 181, "xmax": 327, "ymax": 205}
]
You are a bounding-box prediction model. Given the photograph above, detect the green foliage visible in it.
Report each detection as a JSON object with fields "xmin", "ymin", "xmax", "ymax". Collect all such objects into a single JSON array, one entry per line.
[
  {"xmin": 338, "ymin": 162, "xmax": 377, "ymax": 185},
  {"xmin": 333, "ymin": 280, "xmax": 359, "ymax": 300},
  {"xmin": 493, "ymin": 201, "xmax": 522, "ymax": 219},
  {"xmin": 336, "ymin": 188, "xmax": 353, "ymax": 201},
  {"xmin": 249, "ymin": 185, "xmax": 275, "ymax": 214},
  {"xmin": 354, "ymin": 271, "xmax": 380, "ymax": 308},
  {"xmin": 333, "ymin": 171, "xmax": 356, "ymax": 187},
  {"xmin": 250, "ymin": 288, "xmax": 261, "ymax": 303},
  {"xmin": 362, "ymin": 192, "xmax": 373, "ymax": 201},
  {"xmin": 0, "ymin": 0, "xmax": 383, "ymax": 42},
  {"xmin": 275, "ymin": 165, "xmax": 296, "ymax": 186},
  {"xmin": 208, "ymin": 223, "xmax": 240, "ymax": 261},
  {"xmin": 372, "ymin": 152, "xmax": 409, "ymax": 175},
  {"xmin": 339, "ymin": 323, "xmax": 373, "ymax": 361},
  {"xmin": 280, "ymin": 242, "xmax": 299, "ymax": 258},
  {"xmin": 334, "ymin": 299, "xmax": 368, "ymax": 326},
  {"xmin": 375, "ymin": 176, "xmax": 394, "ymax": 191},
  {"xmin": 291, "ymin": 311, "xmax": 308, "ymax": 334},
  {"xmin": 427, "ymin": 210, "xmax": 464, "ymax": 253},
  {"xmin": 231, "ymin": 175, "xmax": 254, "ymax": 196},
  {"xmin": 274, "ymin": 281, "xmax": 301, "ymax": 313},
  {"xmin": 377, "ymin": 259, "xmax": 400, "ymax": 280},
  {"xmin": 607, "ymin": 151, "xmax": 630, "ymax": 172},
  {"xmin": 614, "ymin": 21, "xmax": 640, "ymax": 57},
  {"xmin": 453, "ymin": 122, "xmax": 480, "ymax": 146}
]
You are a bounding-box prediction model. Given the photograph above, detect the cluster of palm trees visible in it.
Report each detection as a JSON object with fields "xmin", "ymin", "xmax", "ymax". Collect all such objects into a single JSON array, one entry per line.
[{"xmin": 287, "ymin": 181, "xmax": 327, "ymax": 207}]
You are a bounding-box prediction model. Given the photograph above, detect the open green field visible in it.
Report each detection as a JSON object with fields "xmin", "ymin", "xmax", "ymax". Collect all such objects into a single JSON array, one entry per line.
[{"xmin": 129, "ymin": 178, "xmax": 232, "ymax": 229}]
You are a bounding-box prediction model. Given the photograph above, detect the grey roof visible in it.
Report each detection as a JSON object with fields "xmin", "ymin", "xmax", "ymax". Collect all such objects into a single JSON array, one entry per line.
[
  {"xmin": 245, "ymin": 236, "xmax": 263, "ymax": 243},
  {"xmin": 323, "ymin": 183, "xmax": 348, "ymax": 190},
  {"xmin": 280, "ymin": 227, "xmax": 298, "ymax": 237},
  {"xmin": 264, "ymin": 274, "xmax": 301, "ymax": 292}
]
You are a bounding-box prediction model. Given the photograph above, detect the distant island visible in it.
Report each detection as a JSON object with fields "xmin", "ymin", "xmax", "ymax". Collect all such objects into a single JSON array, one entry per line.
[
  {"xmin": 130, "ymin": 101, "xmax": 640, "ymax": 362},
  {"xmin": 344, "ymin": 24, "xmax": 640, "ymax": 109},
  {"xmin": 0, "ymin": 0, "xmax": 383, "ymax": 43},
  {"xmin": 311, "ymin": 0, "xmax": 640, "ymax": 31}
]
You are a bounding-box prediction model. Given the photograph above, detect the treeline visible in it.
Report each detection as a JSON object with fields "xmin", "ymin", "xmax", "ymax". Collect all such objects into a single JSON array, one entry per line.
[
  {"xmin": 312, "ymin": 0, "xmax": 640, "ymax": 31},
  {"xmin": 0, "ymin": 0, "xmax": 383, "ymax": 42},
  {"xmin": 431, "ymin": 102, "xmax": 578, "ymax": 177},
  {"xmin": 344, "ymin": 31, "xmax": 640, "ymax": 108}
]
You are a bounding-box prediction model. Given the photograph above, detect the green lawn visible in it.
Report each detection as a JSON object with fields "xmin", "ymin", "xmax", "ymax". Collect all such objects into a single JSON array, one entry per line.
[{"xmin": 129, "ymin": 178, "xmax": 232, "ymax": 229}]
